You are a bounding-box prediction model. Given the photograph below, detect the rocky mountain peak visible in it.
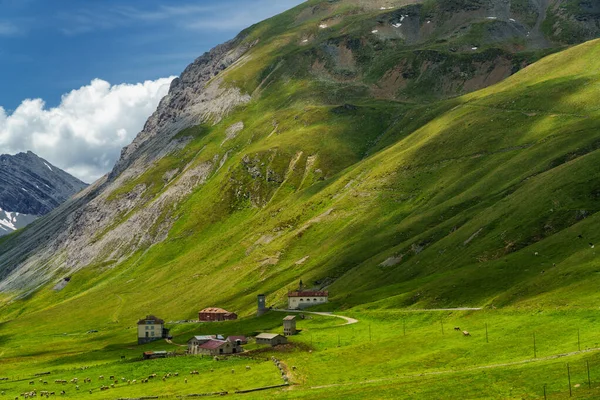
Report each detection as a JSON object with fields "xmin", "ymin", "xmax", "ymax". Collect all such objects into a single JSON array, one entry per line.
[{"xmin": 0, "ymin": 152, "xmax": 88, "ymax": 217}]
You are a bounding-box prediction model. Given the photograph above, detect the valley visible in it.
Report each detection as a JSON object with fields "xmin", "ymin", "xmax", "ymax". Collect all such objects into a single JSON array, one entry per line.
[{"xmin": 1, "ymin": 0, "xmax": 600, "ymax": 398}]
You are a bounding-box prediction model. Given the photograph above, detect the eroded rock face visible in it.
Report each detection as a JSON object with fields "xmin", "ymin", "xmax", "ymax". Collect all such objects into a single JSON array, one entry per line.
[{"xmin": 0, "ymin": 33, "xmax": 254, "ymax": 293}]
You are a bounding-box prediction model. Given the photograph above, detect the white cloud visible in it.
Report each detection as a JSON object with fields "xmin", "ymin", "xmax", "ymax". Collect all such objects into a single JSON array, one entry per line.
[
  {"xmin": 0, "ymin": 77, "xmax": 175, "ymax": 183},
  {"xmin": 0, "ymin": 21, "xmax": 21, "ymax": 36}
]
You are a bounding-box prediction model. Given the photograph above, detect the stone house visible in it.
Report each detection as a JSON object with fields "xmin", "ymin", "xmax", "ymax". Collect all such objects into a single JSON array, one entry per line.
[
  {"xmin": 196, "ymin": 339, "xmax": 242, "ymax": 356},
  {"xmin": 283, "ymin": 315, "xmax": 297, "ymax": 336},
  {"xmin": 256, "ymin": 333, "xmax": 288, "ymax": 346}
]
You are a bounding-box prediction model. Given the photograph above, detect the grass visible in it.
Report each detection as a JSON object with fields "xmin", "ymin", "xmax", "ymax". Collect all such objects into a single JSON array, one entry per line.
[{"xmin": 4, "ymin": 309, "xmax": 600, "ymax": 399}]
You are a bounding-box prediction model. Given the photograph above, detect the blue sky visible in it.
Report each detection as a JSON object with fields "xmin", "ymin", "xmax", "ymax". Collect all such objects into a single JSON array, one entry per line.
[
  {"xmin": 0, "ymin": 0, "xmax": 304, "ymax": 109},
  {"xmin": 0, "ymin": 0, "xmax": 305, "ymax": 181}
]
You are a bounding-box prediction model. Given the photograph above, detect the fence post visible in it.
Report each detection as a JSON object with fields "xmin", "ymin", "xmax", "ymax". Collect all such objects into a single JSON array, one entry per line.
[
  {"xmin": 587, "ymin": 360, "xmax": 591, "ymax": 389},
  {"xmin": 543, "ymin": 384, "xmax": 547, "ymax": 400},
  {"xmin": 568, "ymin": 363, "xmax": 572, "ymax": 397},
  {"xmin": 441, "ymin": 319, "xmax": 444, "ymax": 335}
]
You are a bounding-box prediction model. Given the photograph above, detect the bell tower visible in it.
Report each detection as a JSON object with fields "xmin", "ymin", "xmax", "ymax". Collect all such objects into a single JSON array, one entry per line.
[{"xmin": 257, "ymin": 294, "xmax": 266, "ymax": 316}]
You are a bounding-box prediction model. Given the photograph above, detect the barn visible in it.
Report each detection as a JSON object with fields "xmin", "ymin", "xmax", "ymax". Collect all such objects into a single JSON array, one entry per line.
[{"xmin": 198, "ymin": 307, "xmax": 238, "ymax": 322}]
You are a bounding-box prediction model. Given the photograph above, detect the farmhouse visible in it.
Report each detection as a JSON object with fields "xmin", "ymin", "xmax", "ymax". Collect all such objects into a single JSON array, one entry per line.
[
  {"xmin": 283, "ymin": 315, "xmax": 297, "ymax": 336},
  {"xmin": 256, "ymin": 333, "xmax": 288, "ymax": 346},
  {"xmin": 199, "ymin": 307, "xmax": 238, "ymax": 322},
  {"xmin": 196, "ymin": 339, "xmax": 242, "ymax": 356},
  {"xmin": 287, "ymin": 290, "xmax": 328, "ymax": 310},
  {"xmin": 187, "ymin": 335, "xmax": 216, "ymax": 353},
  {"xmin": 137, "ymin": 315, "xmax": 169, "ymax": 344}
]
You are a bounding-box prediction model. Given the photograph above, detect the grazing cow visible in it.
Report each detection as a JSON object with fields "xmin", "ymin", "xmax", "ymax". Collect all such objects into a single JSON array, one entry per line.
[
  {"xmin": 185, "ymin": 378, "xmax": 188, "ymax": 384},
  {"xmin": 76, "ymin": 385, "xmax": 79, "ymax": 390},
  {"xmin": 98, "ymin": 376, "xmax": 104, "ymax": 380},
  {"xmin": 29, "ymin": 381, "xmax": 34, "ymax": 385},
  {"xmin": 454, "ymin": 327, "xmax": 460, "ymax": 331},
  {"xmin": 109, "ymin": 375, "xmax": 115, "ymax": 380},
  {"xmin": 246, "ymin": 366, "xmax": 251, "ymax": 371},
  {"xmin": 60, "ymin": 390, "xmax": 66, "ymax": 395},
  {"xmin": 231, "ymin": 369, "xmax": 235, "ymax": 374},
  {"xmin": 462, "ymin": 331, "xmax": 471, "ymax": 336}
]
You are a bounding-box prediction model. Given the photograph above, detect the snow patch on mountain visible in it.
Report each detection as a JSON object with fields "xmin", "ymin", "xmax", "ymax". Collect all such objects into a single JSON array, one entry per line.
[{"xmin": 0, "ymin": 207, "xmax": 37, "ymax": 236}]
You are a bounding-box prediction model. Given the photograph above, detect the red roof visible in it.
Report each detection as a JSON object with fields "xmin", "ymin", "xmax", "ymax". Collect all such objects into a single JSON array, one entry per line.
[
  {"xmin": 288, "ymin": 291, "xmax": 328, "ymax": 297},
  {"xmin": 198, "ymin": 339, "xmax": 228, "ymax": 350},
  {"xmin": 199, "ymin": 307, "xmax": 233, "ymax": 314}
]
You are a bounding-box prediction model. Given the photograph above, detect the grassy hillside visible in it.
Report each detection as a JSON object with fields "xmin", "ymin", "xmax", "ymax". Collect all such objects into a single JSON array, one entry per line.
[{"xmin": 1, "ymin": 1, "xmax": 600, "ymax": 398}]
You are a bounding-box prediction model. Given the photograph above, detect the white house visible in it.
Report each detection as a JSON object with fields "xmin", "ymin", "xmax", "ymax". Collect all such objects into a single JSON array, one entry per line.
[
  {"xmin": 137, "ymin": 315, "xmax": 169, "ymax": 344},
  {"xmin": 287, "ymin": 290, "xmax": 328, "ymax": 310}
]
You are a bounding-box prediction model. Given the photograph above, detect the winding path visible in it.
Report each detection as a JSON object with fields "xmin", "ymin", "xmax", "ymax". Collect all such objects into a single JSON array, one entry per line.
[{"xmin": 272, "ymin": 309, "xmax": 358, "ymax": 326}]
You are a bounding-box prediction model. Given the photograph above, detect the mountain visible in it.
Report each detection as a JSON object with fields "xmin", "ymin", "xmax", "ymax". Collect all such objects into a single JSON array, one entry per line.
[
  {"xmin": 0, "ymin": 151, "xmax": 88, "ymax": 216},
  {"xmin": 0, "ymin": 152, "xmax": 88, "ymax": 236},
  {"xmin": 0, "ymin": 0, "xmax": 599, "ymax": 311}
]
